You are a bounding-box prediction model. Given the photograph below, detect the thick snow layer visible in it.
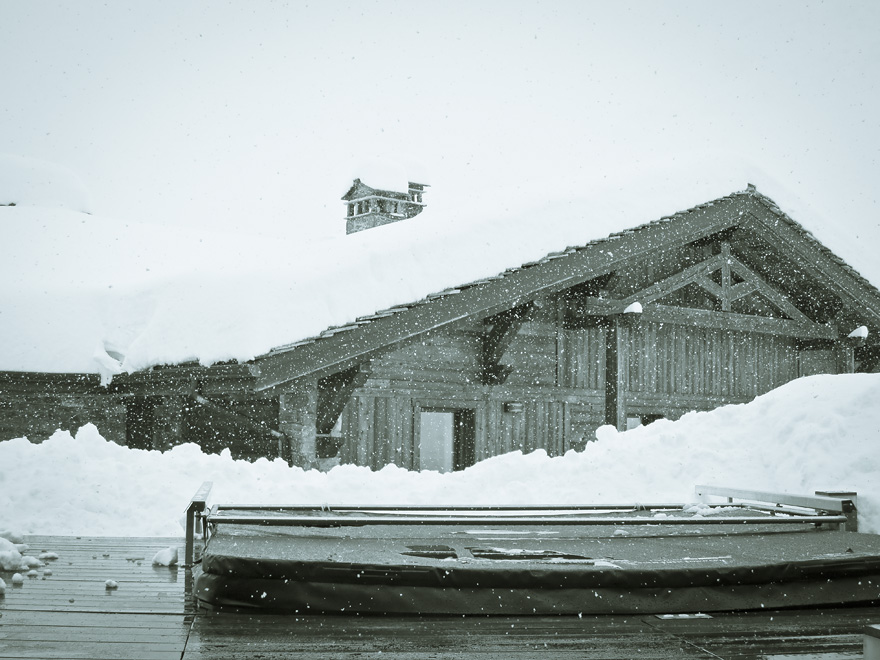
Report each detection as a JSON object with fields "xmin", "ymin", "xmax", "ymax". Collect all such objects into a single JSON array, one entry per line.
[
  {"xmin": 0, "ymin": 373, "xmax": 878, "ymax": 537},
  {"xmin": 0, "ymin": 154, "xmax": 91, "ymax": 212},
  {"xmin": 1, "ymin": 157, "xmax": 877, "ymax": 375}
]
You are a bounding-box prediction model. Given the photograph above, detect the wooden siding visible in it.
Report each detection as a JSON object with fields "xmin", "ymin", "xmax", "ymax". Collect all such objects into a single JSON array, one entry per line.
[
  {"xmin": 0, "ymin": 394, "xmax": 127, "ymax": 444},
  {"xmin": 624, "ymin": 321, "xmax": 799, "ymax": 399},
  {"xmin": 334, "ymin": 302, "xmax": 830, "ymax": 470},
  {"xmin": 561, "ymin": 326, "xmax": 605, "ymax": 389}
]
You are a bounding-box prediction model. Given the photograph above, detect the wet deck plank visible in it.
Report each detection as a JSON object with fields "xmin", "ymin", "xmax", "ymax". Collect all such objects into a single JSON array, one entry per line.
[
  {"xmin": 0, "ymin": 536, "xmax": 192, "ymax": 660},
  {"xmin": 1, "ymin": 535, "xmax": 878, "ymax": 659}
]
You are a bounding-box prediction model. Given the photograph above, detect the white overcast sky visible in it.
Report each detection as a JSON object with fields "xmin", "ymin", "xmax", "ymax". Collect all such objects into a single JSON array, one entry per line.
[{"xmin": 1, "ymin": 1, "xmax": 878, "ymax": 242}]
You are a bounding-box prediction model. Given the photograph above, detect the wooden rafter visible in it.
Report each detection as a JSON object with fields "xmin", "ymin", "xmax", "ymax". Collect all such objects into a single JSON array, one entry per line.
[
  {"xmin": 316, "ymin": 365, "xmax": 369, "ymax": 434},
  {"xmin": 725, "ymin": 253, "xmax": 812, "ymax": 323},
  {"xmin": 620, "ymin": 253, "xmax": 726, "ymax": 307},
  {"xmin": 619, "ymin": 241, "xmax": 814, "ymax": 323},
  {"xmin": 481, "ymin": 302, "xmax": 539, "ymax": 385}
]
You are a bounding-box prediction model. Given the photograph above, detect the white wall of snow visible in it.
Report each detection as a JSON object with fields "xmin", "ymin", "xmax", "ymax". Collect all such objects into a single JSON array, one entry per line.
[{"xmin": 1, "ymin": 373, "xmax": 877, "ymax": 538}]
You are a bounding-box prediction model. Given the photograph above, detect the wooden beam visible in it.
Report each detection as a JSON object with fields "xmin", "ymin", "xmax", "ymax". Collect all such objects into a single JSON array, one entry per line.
[
  {"xmin": 481, "ymin": 302, "xmax": 537, "ymax": 385},
  {"xmin": 279, "ymin": 379, "xmax": 318, "ymax": 467},
  {"xmin": 252, "ymin": 196, "xmax": 749, "ymax": 390},
  {"xmin": 620, "ymin": 253, "xmax": 726, "ymax": 307},
  {"xmin": 604, "ymin": 317, "xmax": 626, "ymax": 430},
  {"xmin": 727, "ymin": 254, "xmax": 813, "ymax": 323},
  {"xmin": 728, "ymin": 280, "xmax": 759, "ymax": 302},
  {"xmin": 0, "ymin": 371, "xmax": 104, "ymax": 396},
  {"xmin": 720, "ymin": 242, "xmax": 732, "ymax": 311},
  {"xmin": 316, "ymin": 366, "xmax": 369, "ymax": 434},
  {"xmin": 190, "ymin": 393, "xmax": 284, "ymax": 439},
  {"xmin": 695, "ymin": 274, "xmax": 723, "ymax": 300},
  {"xmin": 640, "ymin": 304, "xmax": 837, "ymax": 339}
]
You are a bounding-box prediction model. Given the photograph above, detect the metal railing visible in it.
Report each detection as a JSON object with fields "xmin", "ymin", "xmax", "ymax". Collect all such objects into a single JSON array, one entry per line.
[
  {"xmin": 184, "ymin": 481, "xmax": 213, "ymax": 567},
  {"xmin": 694, "ymin": 485, "xmax": 858, "ymax": 532}
]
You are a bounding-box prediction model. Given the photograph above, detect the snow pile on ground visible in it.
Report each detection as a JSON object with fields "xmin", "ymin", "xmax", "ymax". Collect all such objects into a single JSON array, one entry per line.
[{"xmin": 0, "ymin": 373, "xmax": 877, "ymax": 538}]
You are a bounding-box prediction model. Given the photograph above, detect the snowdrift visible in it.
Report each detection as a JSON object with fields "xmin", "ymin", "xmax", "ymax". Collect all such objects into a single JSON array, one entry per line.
[{"xmin": 0, "ymin": 373, "xmax": 878, "ymax": 537}]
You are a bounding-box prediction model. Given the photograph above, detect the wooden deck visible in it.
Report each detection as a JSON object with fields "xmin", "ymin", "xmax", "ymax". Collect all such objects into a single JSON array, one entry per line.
[{"xmin": 1, "ymin": 535, "xmax": 878, "ymax": 659}]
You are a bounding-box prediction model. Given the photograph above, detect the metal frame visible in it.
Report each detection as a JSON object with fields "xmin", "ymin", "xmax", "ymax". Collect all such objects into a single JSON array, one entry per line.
[
  {"xmin": 184, "ymin": 481, "xmax": 213, "ymax": 566},
  {"xmin": 185, "ymin": 484, "xmax": 858, "ymax": 559},
  {"xmin": 694, "ymin": 485, "xmax": 858, "ymax": 532}
]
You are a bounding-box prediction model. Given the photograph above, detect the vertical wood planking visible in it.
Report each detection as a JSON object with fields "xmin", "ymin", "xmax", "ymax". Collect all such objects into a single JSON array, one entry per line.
[
  {"xmin": 400, "ymin": 398, "xmax": 413, "ymax": 469},
  {"xmin": 372, "ymin": 397, "xmax": 388, "ymax": 469},
  {"xmin": 357, "ymin": 396, "xmax": 372, "ymax": 467}
]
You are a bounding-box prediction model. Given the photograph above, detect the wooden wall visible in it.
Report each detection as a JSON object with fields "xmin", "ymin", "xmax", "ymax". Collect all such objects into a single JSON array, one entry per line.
[
  {"xmin": 624, "ymin": 321, "xmax": 799, "ymax": 398},
  {"xmin": 0, "ymin": 394, "xmax": 127, "ymax": 444},
  {"xmin": 334, "ymin": 298, "xmax": 837, "ymax": 470}
]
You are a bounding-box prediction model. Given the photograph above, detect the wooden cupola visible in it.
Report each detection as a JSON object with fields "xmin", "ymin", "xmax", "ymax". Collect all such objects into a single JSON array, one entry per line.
[{"xmin": 341, "ymin": 178, "xmax": 429, "ymax": 234}]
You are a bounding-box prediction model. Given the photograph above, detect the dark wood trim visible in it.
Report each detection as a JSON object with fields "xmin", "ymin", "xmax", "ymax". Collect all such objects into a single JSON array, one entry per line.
[
  {"xmin": 252, "ymin": 197, "xmax": 750, "ymax": 391},
  {"xmin": 620, "ymin": 253, "xmax": 726, "ymax": 306},
  {"xmin": 316, "ymin": 366, "xmax": 369, "ymax": 434},
  {"xmin": 481, "ymin": 302, "xmax": 538, "ymax": 385},
  {"xmin": 639, "ymin": 305, "xmax": 838, "ymax": 340},
  {"xmin": 0, "ymin": 371, "xmax": 104, "ymax": 395},
  {"xmin": 726, "ymin": 253, "xmax": 812, "ymax": 323},
  {"xmin": 190, "ymin": 392, "xmax": 286, "ymax": 443},
  {"xmin": 720, "ymin": 242, "xmax": 733, "ymax": 311}
]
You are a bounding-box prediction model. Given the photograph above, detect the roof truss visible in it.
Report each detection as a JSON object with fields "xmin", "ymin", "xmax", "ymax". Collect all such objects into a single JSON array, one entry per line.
[{"xmin": 621, "ymin": 242, "xmax": 812, "ymax": 323}]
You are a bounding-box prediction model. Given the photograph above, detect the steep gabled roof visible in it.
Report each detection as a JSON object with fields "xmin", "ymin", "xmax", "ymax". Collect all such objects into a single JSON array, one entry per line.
[
  {"xmin": 3, "ymin": 185, "xmax": 878, "ymax": 397},
  {"xmin": 341, "ymin": 178, "xmax": 410, "ymax": 202},
  {"xmin": 251, "ymin": 187, "xmax": 880, "ymax": 391}
]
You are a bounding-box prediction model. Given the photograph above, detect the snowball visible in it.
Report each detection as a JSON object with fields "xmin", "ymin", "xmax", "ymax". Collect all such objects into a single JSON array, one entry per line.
[
  {"xmin": 26, "ymin": 569, "xmax": 38, "ymax": 577},
  {"xmin": 105, "ymin": 580, "xmax": 118, "ymax": 589},
  {"xmin": 11, "ymin": 573, "xmax": 24, "ymax": 585},
  {"xmin": 44, "ymin": 568, "xmax": 52, "ymax": 576},
  {"xmin": 152, "ymin": 546, "xmax": 178, "ymax": 566},
  {"xmin": 38, "ymin": 552, "xmax": 59, "ymax": 560},
  {"xmin": 0, "ymin": 537, "xmax": 23, "ymax": 571},
  {"xmin": 0, "ymin": 577, "xmax": 5, "ymax": 594},
  {"xmin": 0, "ymin": 530, "xmax": 25, "ymax": 544},
  {"xmin": 19, "ymin": 555, "xmax": 42, "ymax": 569}
]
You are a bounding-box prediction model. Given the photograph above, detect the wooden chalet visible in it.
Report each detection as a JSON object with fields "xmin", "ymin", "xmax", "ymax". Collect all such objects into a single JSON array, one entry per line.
[{"xmin": 2, "ymin": 185, "xmax": 879, "ymax": 471}]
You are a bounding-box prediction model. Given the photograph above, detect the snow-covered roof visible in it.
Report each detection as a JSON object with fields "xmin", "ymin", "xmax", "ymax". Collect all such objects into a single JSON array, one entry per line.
[{"xmin": 1, "ymin": 159, "xmax": 878, "ymax": 377}]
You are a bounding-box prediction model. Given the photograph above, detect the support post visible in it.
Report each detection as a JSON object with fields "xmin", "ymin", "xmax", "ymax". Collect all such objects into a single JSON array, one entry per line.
[
  {"xmin": 279, "ymin": 378, "xmax": 319, "ymax": 468},
  {"xmin": 815, "ymin": 490, "xmax": 858, "ymax": 532},
  {"xmin": 604, "ymin": 317, "xmax": 627, "ymax": 430},
  {"xmin": 184, "ymin": 481, "xmax": 212, "ymax": 567},
  {"xmin": 834, "ymin": 342, "xmax": 855, "ymax": 374}
]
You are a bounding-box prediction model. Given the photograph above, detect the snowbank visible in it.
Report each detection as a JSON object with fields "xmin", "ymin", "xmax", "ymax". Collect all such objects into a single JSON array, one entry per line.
[{"xmin": 1, "ymin": 373, "xmax": 878, "ymax": 537}]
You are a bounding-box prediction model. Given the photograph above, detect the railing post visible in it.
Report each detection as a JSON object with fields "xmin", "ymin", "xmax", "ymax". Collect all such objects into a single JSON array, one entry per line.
[
  {"xmin": 184, "ymin": 481, "xmax": 213, "ymax": 566},
  {"xmin": 815, "ymin": 490, "xmax": 858, "ymax": 532}
]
